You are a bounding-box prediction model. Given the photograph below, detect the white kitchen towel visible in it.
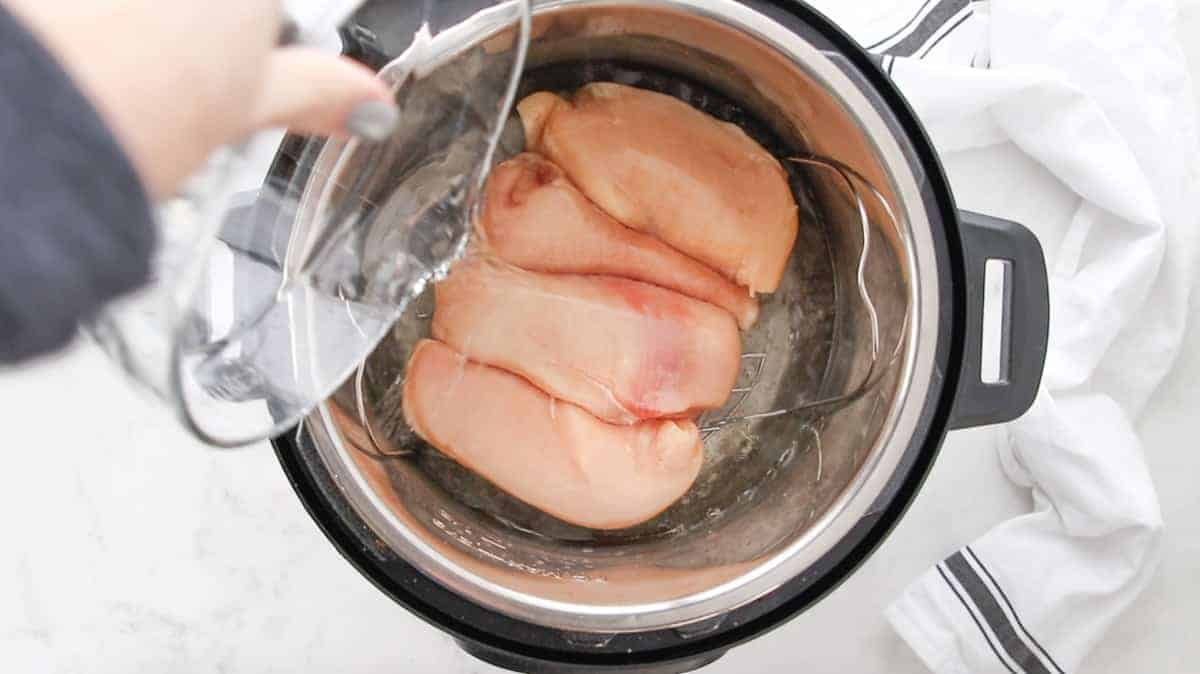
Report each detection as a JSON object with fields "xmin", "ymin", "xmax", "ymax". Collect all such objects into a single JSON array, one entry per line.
[{"xmin": 808, "ymin": 1, "xmax": 1200, "ymax": 673}]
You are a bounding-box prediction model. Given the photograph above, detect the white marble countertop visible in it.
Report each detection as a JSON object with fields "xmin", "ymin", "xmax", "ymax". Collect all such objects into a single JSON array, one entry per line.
[{"xmin": 3, "ymin": 7, "xmax": 1199, "ymax": 674}]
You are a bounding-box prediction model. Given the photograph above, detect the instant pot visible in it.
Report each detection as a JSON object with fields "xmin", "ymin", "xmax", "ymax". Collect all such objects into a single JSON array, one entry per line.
[{"xmin": 270, "ymin": 1, "xmax": 1050, "ymax": 672}]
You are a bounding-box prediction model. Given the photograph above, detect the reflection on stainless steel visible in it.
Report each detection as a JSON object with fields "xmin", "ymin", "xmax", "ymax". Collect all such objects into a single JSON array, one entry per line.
[
  {"xmin": 351, "ymin": 361, "xmax": 412, "ymax": 459},
  {"xmin": 302, "ymin": 0, "xmax": 938, "ymax": 635}
]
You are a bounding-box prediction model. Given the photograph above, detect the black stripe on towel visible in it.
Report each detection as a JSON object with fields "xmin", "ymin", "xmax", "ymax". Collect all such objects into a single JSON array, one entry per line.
[
  {"xmin": 884, "ymin": 0, "xmax": 970, "ymax": 57},
  {"xmin": 866, "ymin": 0, "xmax": 937, "ymax": 50},
  {"xmin": 936, "ymin": 564, "xmax": 1018, "ymax": 674},
  {"xmin": 915, "ymin": 7, "xmax": 974, "ymax": 58},
  {"xmin": 965, "ymin": 547, "xmax": 1066, "ymax": 674},
  {"xmin": 945, "ymin": 552, "xmax": 1054, "ymax": 674}
]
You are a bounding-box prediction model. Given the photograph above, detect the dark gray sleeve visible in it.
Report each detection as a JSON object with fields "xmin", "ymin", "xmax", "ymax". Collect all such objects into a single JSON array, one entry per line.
[{"xmin": 0, "ymin": 4, "xmax": 157, "ymax": 363}]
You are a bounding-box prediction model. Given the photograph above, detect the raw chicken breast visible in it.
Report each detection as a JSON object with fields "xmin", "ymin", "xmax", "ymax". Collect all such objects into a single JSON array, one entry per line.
[
  {"xmin": 519, "ymin": 83, "xmax": 800, "ymax": 294},
  {"xmin": 432, "ymin": 257, "xmax": 741, "ymax": 425},
  {"xmin": 479, "ymin": 153, "xmax": 760, "ymax": 329},
  {"xmin": 403, "ymin": 340, "xmax": 704, "ymax": 529}
]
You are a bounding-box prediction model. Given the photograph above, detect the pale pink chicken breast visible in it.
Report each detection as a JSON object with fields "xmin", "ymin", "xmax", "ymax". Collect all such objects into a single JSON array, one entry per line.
[
  {"xmin": 403, "ymin": 340, "xmax": 704, "ymax": 530},
  {"xmin": 432, "ymin": 257, "xmax": 741, "ymax": 425},
  {"xmin": 478, "ymin": 153, "xmax": 760, "ymax": 329},
  {"xmin": 518, "ymin": 83, "xmax": 800, "ymax": 294}
]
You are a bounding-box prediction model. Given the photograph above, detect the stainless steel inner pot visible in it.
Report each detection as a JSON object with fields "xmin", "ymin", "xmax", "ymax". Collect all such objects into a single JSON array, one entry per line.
[{"xmin": 299, "ymin": 0, "xmax": 940, "ymax": 633}]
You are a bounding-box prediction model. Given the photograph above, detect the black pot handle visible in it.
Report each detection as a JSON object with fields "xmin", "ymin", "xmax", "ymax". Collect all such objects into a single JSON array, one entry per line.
[{"xmin": 949, "ymin": 211, "xmax": 1050, "ymax": 429}]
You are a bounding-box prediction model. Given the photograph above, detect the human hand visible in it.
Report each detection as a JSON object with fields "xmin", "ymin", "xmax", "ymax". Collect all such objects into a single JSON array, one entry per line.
[{"xmin": 5, "ymin": 0, "xmax": 397, "ymax": 198}]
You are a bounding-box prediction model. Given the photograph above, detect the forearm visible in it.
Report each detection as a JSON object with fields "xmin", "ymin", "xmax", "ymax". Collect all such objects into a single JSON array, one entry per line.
[{"xmin": 0, "ymin": 2, "xmax": 156, "ymax": 362}]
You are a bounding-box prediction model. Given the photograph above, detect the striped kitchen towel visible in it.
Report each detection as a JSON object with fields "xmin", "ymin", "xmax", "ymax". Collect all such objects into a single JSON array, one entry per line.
[{"xmin": 810, "ymin": 1, "xmax": 1200, "ymax": 672}]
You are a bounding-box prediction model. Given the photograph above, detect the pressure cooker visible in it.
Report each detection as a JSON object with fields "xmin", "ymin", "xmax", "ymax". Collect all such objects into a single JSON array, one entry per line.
[{"xmin": 267, "ymin": 1, "xmax": 1049, "ymax": 672}]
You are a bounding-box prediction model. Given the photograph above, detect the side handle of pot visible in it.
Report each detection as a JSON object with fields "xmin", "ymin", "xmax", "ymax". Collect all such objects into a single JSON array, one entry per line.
[{"xmin": 949, "ymin": 211, "xmax": 1049, "ymax": 430}]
